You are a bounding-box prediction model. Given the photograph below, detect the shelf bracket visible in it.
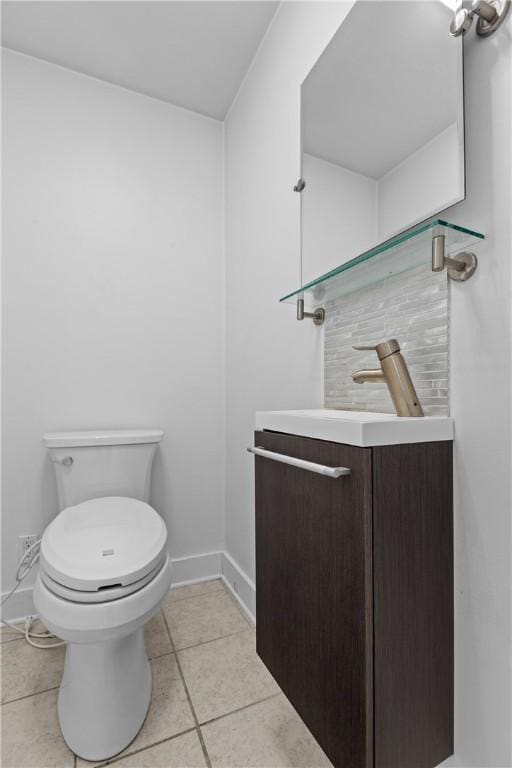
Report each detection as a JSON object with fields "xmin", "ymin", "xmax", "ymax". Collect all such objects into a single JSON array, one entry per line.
[
  {"xmin": 297, "ymin": 298, "xmax": 325, "ymax": 326},
  {"xmin": 432, "ymin": 235, "xmax": 478, "ymax": 281}
]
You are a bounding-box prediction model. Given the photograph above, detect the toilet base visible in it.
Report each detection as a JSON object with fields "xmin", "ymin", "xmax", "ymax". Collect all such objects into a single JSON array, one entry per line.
[{"xmin": 58, "ymin": 627, "xmax": 151, "ymax": 761}]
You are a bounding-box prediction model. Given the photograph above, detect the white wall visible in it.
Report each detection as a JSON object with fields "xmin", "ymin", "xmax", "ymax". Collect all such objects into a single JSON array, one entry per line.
[
  {"xmin": 1, "ymin": 50, "xmax": 225, "ymax": 612},
  {"xmin": 440, "ymin": 23, "xmax": 511, "ymax": 768},
  {"xmin": 377, "ymin": 122, "xmax": 463, "ymax": 241},
  {"xmin": 302, "ymin": 153, "xmax": 376, "ymax": 284},
  {"xmin": 224, "ymin": 4, "xmax": 511, "ymax": 767},
  {"xmin": 224, "ymin": 1, "xmax": 353, "ymax": 588}
]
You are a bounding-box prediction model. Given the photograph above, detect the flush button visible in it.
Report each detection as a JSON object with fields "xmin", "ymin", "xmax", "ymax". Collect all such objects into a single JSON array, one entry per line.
[{"xmin": 102, "ymin": 549, "xmax": 114, "ymax": 556}]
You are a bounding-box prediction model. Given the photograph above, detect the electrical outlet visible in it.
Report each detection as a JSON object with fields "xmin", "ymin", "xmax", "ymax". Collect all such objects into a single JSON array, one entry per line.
[{"xmin": 18, "ymin": 535, "xmax": 39, "ymax": 568}]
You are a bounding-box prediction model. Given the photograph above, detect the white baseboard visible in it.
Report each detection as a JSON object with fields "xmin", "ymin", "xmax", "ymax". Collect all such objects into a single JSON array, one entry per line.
[
  {"xmin": 221, "ymin": 551, "xmax": 255, "ymax": 624},
  {"xmin": 171, "ymin": 549, "xmax": 255, "ymax": 624},
  {"xmin": 170, "ymin": 551, "xmax": 223, "ymax": 586},
  {"xmin": 1, "ymin": 549, "xmax": 256, "ymax": 626}
]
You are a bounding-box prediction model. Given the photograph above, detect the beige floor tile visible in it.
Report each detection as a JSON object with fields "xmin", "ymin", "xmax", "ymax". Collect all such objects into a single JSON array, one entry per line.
[
  {"xmin": 178, "ymin": 629, "xmax": 279, "ymax": 723},
  {"xmin": 164, "ymin": 590, "xmax": 249, "ymax": 650},
  {"xmin": 0, "ymin": 622, "xmax": 24, "ymax": 643},
  {"xmin": 0, "ymin": 636, "xmax": 65, "ymax": 703},
  {"xmin": 144, "ymin": 612, "xmax": 172, "ymax": 659},
  {"xmin": 1, "ymin": 688, "xmax": 74, "ymax": 768},
  {"xmin": 201, "ymin": 694, "xmax": 333, "ymax": 768},
  {"xmin": 225, "ymin": 591, "xmax": 255, "ymax": 628},
  {"xmin": 112, "ymin": 730, "xmax": 207, "ymax": 767},
  {"xmin": 76, "ymin": 653, "xmax": 194, "ymax": 767},
  {"xmin": 164, "ymin": 578, "xmax": 225, "ymax": 605}
]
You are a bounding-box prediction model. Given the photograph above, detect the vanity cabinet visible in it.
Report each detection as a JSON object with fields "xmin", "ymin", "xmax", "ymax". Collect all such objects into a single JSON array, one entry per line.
[{"xmin": 254, "ymin": 430, "xmax": 453, "ymax": 768}]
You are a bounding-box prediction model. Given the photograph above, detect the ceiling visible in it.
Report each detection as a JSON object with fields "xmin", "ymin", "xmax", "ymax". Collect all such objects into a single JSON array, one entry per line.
[
  {"xmin": 302, "ymin": 1, "xmax": 461, "ymax": 179},
  {"xmin": 1, "ymin": 1, "xmax": 278, "ymax": 120}
]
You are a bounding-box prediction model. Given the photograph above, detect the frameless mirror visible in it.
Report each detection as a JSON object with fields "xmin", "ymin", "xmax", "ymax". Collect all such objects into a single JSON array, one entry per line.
[{"xmin": 300, "ymin": 1, "xmax": 464, "ymax": 286}]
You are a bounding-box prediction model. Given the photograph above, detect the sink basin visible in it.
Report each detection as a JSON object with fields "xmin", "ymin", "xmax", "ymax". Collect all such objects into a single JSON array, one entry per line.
[{"xmin": 255, "ymin": 409, "xmax": 453, "ymax": 447}]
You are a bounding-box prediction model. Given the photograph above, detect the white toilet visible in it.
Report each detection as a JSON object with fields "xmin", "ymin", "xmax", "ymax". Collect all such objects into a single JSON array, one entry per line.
[{"xmin": 33, "ymin": 428, "xmax": 172, "ymax": 762}]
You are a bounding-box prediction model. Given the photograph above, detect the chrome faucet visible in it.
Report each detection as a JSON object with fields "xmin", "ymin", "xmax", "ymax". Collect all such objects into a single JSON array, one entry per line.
[{"xmin": 351, "ymin": 339, "xmax": 424, "ymax": 417}]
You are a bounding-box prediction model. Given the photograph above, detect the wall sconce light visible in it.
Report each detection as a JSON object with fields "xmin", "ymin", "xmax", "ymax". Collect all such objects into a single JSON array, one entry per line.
[{"xmin": 448, "ymin": 0, "xmax": 510, "ymax": 37}]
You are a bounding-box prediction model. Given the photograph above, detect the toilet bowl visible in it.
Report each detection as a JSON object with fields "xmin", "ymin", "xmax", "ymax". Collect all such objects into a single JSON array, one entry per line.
[
  {"xmin": 34, "ymin": 496, "xmax": 172, "ymax": 760},
  {"xmin": 35, "ymin": 429, "xmax": 170, "ymax": 761}
]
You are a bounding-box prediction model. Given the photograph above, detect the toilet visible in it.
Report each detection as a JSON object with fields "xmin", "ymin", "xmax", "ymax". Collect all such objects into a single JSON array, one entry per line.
[{"xmin": 33, "ymin": 429, "xmax": 172, "ymax": 762}]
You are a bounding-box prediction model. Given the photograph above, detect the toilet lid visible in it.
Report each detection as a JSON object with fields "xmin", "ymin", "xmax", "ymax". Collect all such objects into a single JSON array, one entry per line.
[{"xmin": 40, "ymin": 496, "xmax": 168, "ymax": 592}]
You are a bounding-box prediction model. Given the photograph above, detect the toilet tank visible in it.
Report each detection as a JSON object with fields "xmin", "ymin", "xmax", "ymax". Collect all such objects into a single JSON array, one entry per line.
[{"xmin": 43, "ymin": 429, "xmax": 164, "ymax": 511}]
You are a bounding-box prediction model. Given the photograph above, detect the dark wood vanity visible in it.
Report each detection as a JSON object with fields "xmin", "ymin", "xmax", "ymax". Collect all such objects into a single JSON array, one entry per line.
[{"xmin": 254, "ymin": 429, "xmax": 453, "ymax": 768}]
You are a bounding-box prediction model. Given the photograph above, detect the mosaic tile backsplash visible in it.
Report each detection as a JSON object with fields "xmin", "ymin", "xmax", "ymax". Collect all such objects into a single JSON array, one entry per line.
[{"xmin": 324, "ymin": 264, "xmax": 449, "ymax": 416}]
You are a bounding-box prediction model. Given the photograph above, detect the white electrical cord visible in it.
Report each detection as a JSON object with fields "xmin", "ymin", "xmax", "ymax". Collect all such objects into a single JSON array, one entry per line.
[
  {"xmin": 15, "ymin": 537, "xmax": 42, "ymax": 581},
  {"xmin": 0, "ymin": 538, "xmax": 66, "ymax": 649}
]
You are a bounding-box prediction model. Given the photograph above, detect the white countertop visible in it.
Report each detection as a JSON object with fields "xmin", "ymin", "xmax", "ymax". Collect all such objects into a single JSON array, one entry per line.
[{"xmin": 255, "ymin": 409, "xmax": 453, "ymax": 448}]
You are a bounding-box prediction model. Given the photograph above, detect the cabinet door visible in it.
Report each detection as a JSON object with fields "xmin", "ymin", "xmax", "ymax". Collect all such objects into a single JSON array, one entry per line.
[{"xmin": 254, "ymin": 431, "xmax": 373, "ymax": 768}]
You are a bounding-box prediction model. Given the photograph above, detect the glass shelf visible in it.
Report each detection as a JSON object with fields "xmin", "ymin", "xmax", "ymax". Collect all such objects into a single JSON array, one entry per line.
[{"xmin": 280, "ymin": 219, "xmax": 485, "ymax": 306}]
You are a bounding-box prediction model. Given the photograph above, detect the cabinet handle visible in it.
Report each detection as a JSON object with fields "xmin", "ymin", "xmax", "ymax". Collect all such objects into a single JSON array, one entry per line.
[{"xmin": 247, "ymin": 446, "xmax": 351, "ymax": 478}]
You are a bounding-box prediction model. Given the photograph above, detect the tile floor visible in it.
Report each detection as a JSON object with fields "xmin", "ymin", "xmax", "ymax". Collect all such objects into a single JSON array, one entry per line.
[{"xmin": 1, "ymin": 579, "xmax": 332, "ymax": 768}]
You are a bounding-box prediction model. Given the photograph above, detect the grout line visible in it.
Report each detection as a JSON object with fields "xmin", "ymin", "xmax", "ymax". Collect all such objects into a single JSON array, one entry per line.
[
  {"xmin": 168, "ymin": 583, "xmax": 225, "ymax": 604},
  {"xmin": 1, "ymin": 684, "xmax": 60, "ymax": 707},
  {"xmin": 161, "ymin": 609, "xmax": 213, "ymax": 768},
  {"xmin": 1, "ymin": 617, "xmax": 248, "ymax": 709},
  {"xmin": 159, "ymin": 602, "xmax": 280, "ymax": 739},
  {"xmin": 198, "ymin": 692, "xmax": 282, "ymax": 728},
  {"xmin": 147, "ymin": 649, "xmax": 174, "ymax": 662},
  {"xmin": 104, "ymin": 727, "xmax": 198, "ymax": 766},
  {"xmin": 174, "ymin": 627, "xmax": 253, "ymax": 654},
  {"xmin": 165, "ymin": 585, "xmax": 227, "ymax": 608},
  {"xmin": 192, "ymin": 716, "xmax": 212, "ymax": 768}
]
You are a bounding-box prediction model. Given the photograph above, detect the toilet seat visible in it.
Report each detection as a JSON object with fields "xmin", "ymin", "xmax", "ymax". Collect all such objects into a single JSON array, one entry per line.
[
  {"xmin": 34, "ymin": 552, "xmax": 172, "ymax": 644},
  {"xmin": 40, "ymin": 557, "xmax": 166, "ymax": 604},
  {"xmin": 39, "ymin": 496, "xmax": 168, "ymax": 593}
]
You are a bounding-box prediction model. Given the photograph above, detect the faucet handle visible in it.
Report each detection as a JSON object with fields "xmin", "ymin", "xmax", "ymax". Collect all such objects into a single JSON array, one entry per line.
[{"xmin": 354, "ymin": 339, "xmax": 400, "ymax": 360}]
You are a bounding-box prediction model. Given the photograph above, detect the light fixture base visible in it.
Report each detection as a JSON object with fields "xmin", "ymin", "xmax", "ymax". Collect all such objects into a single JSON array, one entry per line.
[
  {"xmin": 449, "ymin": 0, "xmax": 510, "ymax": 36},
  {"xmin": 475, "ymin": 0, "xmax": 510, "ymax": 35}
]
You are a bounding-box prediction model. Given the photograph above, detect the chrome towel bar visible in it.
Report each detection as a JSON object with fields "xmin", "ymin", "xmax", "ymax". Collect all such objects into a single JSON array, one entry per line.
[{"xmin": 247, "ymin": 446, "xmax": 351, "ymax": 478}]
